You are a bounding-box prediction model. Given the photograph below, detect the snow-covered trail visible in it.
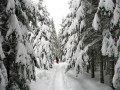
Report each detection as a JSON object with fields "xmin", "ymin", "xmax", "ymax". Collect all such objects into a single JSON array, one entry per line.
[
  {"xmin": 48, "ymin": 63, "xmax": 69, "ymax": 90},
  {"xmin": 66, "ymin": 71, "xmax": 112, "ymax": 90},
  {"xmin": 30, "ymin": 62, "xmax": 112, "ymax": 90}
]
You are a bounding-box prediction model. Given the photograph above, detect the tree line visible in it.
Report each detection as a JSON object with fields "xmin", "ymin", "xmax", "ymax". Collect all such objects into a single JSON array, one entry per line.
[
  {"xmin": 0, "ymin": 0, "xmax": 58, "ymax": 90},
  {"xmin": 58, "ymin": 0, "xmax": 120, "ymax": 89}
]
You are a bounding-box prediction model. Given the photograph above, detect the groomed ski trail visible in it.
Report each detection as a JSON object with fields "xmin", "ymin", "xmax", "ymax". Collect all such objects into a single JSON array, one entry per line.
[
  {"xmin": 48, "ymin": 63, "xmax": 70, "ymax": 90},
  {"xmin": 30, "ymin": 62, "xmax": 112, "ymax": 90}
]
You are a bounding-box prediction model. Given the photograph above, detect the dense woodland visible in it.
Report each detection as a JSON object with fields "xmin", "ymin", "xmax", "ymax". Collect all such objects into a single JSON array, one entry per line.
[
  {"xmin": 58, "ymin": 0, "xmax": 120, "ymax": 89},
  {"xmin": 0, "ymin": 0, "xmax": 58, "ymax": 90},
  {"xmin": 0, "ymin": 0, "xmax": 120, "ymax": 90}
]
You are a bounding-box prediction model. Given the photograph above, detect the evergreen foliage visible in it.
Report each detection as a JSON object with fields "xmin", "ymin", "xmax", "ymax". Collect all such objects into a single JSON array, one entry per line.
[{"xmin": 59, "ymin": 0, "xmax": 120, "ymax": 89}]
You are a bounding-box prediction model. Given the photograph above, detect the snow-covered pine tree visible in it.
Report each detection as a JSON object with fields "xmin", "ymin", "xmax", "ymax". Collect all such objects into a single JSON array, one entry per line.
[
  {"xmin": 112, "ymin": 0, "xmax": 120, "ymax": 88},
  {"xmin": 39, "ymin": 23, "xmax": 53, "ymax": 69},
  {"xmin": 60, "ymin": 0, "xmax": 91, "ymax": 76},
  {"xmin": 71, "ymin": 0, "xmax": 92, "ymax": 76},
  {"xmin": 0, "ymin": 2, "xmax": 8, "ymax": 89},
  {"xmin": 50, "ymin": 19, "xmax": 59, "ymax": 61},
  {"xmin": 58, "ymin": 18, "xmax": 66, "ymax": 61},
  {"xmin": 58, "ymin": 14, "xmax": 72, "ymax": 62},
  {"xmin": 33, "ymin": 0, "xmax": 56, "ymax": 70},
  {"xmin": 85, "ymin": 0, "xmax": 102, "ymax": 80},
  {"xmin": 92, "ymin": 0, "xmax": 120, "ymax": 88},
  {"xmin": 1, "ymin": 0, "xmax": 38, "ymax": 89},
  {"xmin": 31, "ymin": 0, "xmax": 46, "ymax": 68},
  {"xmin": 0, "ymin": 1, "xmax": 9, "ymax": 90}
]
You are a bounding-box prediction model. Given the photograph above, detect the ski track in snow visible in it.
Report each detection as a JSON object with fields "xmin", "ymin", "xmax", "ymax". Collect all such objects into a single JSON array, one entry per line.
[
  {"xmin": 48, "ymin": 63, "xmax": 70, "ymax": 90},
  {"xmin": 30, "ymin": 62, "xmax": 112, "ymax": 90}
]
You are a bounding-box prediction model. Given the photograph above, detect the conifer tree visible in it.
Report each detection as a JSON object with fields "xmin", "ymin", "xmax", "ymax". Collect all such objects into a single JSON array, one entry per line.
[
  {"xmin": 59, "ymin": 0, "xmax": 91, "ymax": 76},
  {"xmin": 0, "ymin": 1, "xmax": 10, "ymax": 90},
  {"xmin": 58, "ymin": 14, "xmax": 72, "ymax": 62},
  {"xmin": 92, "ymin": 0, "xmax": 120, "ymax": 88},
  {"xmin": 0, "ymin": 3, "xmax": 8, "ymax": 88},
  {"xmin": 0, "ymin": 0, "xmax": 38, "ymax": 89},
  {"xmin": 32, "ymin": 1, "xmax": 57, "ymax": 70},
  {"xmin": 50, "ymin": 19, "xmax": 59, "ymax": 61}
]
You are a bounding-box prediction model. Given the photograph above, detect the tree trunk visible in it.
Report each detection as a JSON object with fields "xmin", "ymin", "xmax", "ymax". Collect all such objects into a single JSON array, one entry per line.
[
  {"xmin": 87, "ymin": 60, "xmax": 90, "ymax": 73},
  {"xmin": 87, "ymin": 65, "xmax": 89, "ymax": 73},
  {"xmin": 91, "ymin": 50, "xmax": 95, "ymax": 78},
  {"xmin": 109, "ymin": 57, "xmax": 114, "ymax": 88},
  {"xmin": 106, "ymin": 57, "xmax": 110, "ymax": 75},
  {"xmin": 100, "ymin": 52, "xmax": 104, "ymax": 83},
  {"xmin": 103, "ymin": 56, "xmax": 107, "ymax": 70}
]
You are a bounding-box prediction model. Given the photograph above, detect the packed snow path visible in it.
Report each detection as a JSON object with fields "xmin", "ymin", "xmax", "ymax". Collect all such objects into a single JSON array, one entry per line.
[
  {"xmin": 30, "ymin": 62, "xmax": 112, "ymax": 90},
  {"xmin": 48, "ymin": 63, "xmax": 69, "ymax": 90}
]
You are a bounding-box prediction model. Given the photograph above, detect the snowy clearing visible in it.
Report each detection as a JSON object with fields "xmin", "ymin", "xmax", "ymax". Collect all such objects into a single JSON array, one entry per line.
[{"xmin": 30, "ymin": 62, "xmax": 112, "ymax": 90}]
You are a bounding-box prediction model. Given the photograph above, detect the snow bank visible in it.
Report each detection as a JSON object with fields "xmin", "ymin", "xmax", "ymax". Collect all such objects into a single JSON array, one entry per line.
[{"xmin": 66, "ymin": 69, "xmax": 113, "ymax": 90}]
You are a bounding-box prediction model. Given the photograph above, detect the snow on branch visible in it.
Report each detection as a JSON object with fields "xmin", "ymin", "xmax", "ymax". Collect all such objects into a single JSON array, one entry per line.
[
  {"xmin": 76, "ymin": 2, "xmax": 85, "ymax": 20},
  {"xmin": 112, "ymin": 0, "xmax": 120, "ymax": 26},
  {"xmin": 101, "ymin": 30, "xmax": 118, "ymax": 57},
  {"xmin": 92, "ymin": 13, "xmax": 100, "ymax": 31},
  {"xmin": 0, "ymin": 32, "xmax": 5, "ymax": 59},
  {"xmin": 104, "ymin": 0, "xmax": 114, "ymax": 12},
  {"xmin": 6, "ymin": 14, "xmax": 22, "ymax": 40},
  {"xmin": 6, "ymin": 0, "xmax": 15, "ymax": 12},
  {"xmin": 113, "ymin": 57, "xmax": 120, "ymax": 88}
]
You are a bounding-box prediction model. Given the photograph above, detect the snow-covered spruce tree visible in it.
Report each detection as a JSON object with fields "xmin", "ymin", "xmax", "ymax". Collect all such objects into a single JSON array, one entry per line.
[
  {"xmin": 92, "ymin": 0, "xmax": 120, "ymax": 88},
  {"xmin": 60, "ymin": 0, "xmax": 91, "ymax": 76},
  {"xmin": 84, "ymin": 0, "xmax": 104, "ymax": 81},
  {"xmin": 58, "ymin": 18, "xmax": 66, "ymax": 61},
  {"xmin": 31, "ymin": 0, "xmax": 46, "ymax": 68},
  {"xmin": 0, "ymin": 26, "xmax": 7, "ymax": 90},
  {"xmin": 112, "ymin": 0, "xmax": 120, "ymax": 88},
  {"xmin": 33, "ymin": 1, "xmax": 56, "ymax": 70},
  {"xmin": 50, "ymin": 19, "xmax": 59, "ymax": 61},
  {"xmin": 0, "ymin": 1, "xmax": 9, "ymax": 90},
  {"xmin": 71, "ymin": 0, "xmax": 92, "ymax": 76},
  {"xmin": 1, "ymin": 0, "xmax": 38, "ymax": 89},
  {"xmin": 0, "ymin": 43, "xmax": 7, "ymax": 89},
  {"xmin": 38, "ymin": 23, "xmax": 53, "ymax": 69},
  {"xmin": 58, "ymin": 14, "xmax": 72, "ymax": 62},
  {"xmin": 0, "ymin": 3, "xmax": 8, "ymax": 89},
  {"xmin": 0, "ymin": 41, "xmax": 7, "ymax": 90}
]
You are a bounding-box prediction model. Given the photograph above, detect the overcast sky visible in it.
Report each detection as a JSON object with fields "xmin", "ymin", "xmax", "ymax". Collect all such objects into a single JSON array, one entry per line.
[
  {"xmin": 44, "ymin": 0, "xmax": 70, "ymax": 35},
  {"xmin": 32, "ymin": 0, "xmax": 70, "ymax": 35}
]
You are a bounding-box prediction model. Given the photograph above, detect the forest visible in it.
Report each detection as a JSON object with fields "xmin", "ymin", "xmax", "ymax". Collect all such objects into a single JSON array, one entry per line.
[{"xmin": 0, "ymin": 0, "xmax": 120, "ymax": 90}]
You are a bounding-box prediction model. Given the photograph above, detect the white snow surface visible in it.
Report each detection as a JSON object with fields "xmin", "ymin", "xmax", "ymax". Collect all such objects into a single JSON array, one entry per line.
[{"xmin": 30, "ymin": 62, "xmax": 112, "ymax": 90}]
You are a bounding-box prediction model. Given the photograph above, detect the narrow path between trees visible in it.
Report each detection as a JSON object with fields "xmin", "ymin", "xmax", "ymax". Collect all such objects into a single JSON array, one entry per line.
[
  {"xmin": 30, "ymin": 62, "xmax": 112, "ymax": 90},
  {"xmin": 47, "ymin": 63, "xmax": 69, "ymax": 90}
]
